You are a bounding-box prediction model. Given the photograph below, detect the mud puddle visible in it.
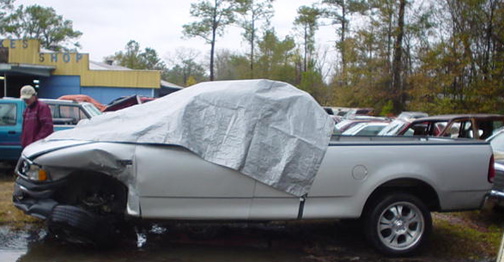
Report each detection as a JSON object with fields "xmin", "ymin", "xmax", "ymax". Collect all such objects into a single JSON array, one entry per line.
[{"xmin": 0, "ymin": 221, "xmax": 495, "ymax": 262}]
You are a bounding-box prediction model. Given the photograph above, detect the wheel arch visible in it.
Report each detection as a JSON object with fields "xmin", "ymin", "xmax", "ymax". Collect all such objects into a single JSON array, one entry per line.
[
  {"xmin": 362, "ymin": 178, "xmax": 441, "ymax": 216},
  {"xmin": 48, "ymin": 171, "xmax": 130, "ymax": 247},
  {"xmin": 54, "ymin": 170, "xmax": 129, "ymax": 215}
]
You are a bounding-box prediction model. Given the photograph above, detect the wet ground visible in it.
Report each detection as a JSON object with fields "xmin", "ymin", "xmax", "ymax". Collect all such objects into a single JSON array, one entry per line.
[
  {"xmin": 0, "ymin": 165, "xmax": 500, "ymax": 262},
  {"xmin": 0, "ymin": 220, "xmax": 497, "ymax": 262}
]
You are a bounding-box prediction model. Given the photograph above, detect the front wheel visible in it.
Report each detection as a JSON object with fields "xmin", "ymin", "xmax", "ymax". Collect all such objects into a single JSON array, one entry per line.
[
  {"xmin": 364, "ymin": 193, "xmax": 432, "ymax": 256},
  {"xmin": 48, "ymin": 174, "xmax": 129, "ymax": 247},
  {"xmin": 48, "ymin": 205, "xmax": 111, "ymax": 247}
]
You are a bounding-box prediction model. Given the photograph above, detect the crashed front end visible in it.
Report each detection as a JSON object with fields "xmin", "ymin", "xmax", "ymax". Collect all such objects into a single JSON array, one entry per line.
[
  {"xmin": 13, "ymin": 156, "xmax": 67, "ymax": 219},
  {"xmin": 12, "ymin": 139, "xmax": 139, "ymax": 222}
]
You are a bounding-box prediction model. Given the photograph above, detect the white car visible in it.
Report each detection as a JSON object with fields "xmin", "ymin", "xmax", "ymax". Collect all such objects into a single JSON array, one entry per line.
[{"xmin": 342, "ymin": 122, "xmax": 389, "ymax": 136}]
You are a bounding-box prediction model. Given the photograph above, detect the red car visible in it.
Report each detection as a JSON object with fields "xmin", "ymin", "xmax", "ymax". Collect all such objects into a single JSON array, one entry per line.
[{"xmin": 397, "ymin": 114, "xmax": 504, "ymax": 140}]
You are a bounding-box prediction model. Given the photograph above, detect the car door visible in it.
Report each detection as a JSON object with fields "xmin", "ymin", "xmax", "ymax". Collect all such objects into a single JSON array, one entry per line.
[
  {"xmin": 248, "ymin": 181, "xmax": 301, "ymax": 220},
  {"xmin": 135, "ymin": 145, "xmax": 256, "ymax": 220}
]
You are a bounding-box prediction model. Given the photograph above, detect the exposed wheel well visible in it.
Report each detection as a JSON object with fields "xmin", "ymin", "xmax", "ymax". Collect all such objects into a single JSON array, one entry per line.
[
  {"xmin": 54, "ymin": 171, "xmax": 128, "ymax": 216},
  {"xmin": 363, "ymin": 178, "xmax": 441, "ymax": 215},
  {"xmin": 48, "ymin": 173, "xmax": 129, "ymax": 247}
]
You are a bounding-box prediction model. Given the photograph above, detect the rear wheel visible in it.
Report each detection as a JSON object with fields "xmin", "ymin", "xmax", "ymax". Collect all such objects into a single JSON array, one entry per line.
[{"xmin": 364, "ymin": 193, "xmax": 432, "ymax": 256}]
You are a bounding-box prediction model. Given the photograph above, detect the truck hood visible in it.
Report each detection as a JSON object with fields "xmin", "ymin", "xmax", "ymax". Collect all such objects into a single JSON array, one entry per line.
[{"xmin": 22, "ymin": 139, "xmax": 95, "ymax": 160}]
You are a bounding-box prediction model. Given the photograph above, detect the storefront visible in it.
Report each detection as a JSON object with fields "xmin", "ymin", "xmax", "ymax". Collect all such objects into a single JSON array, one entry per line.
[{"xmin": 0, "ymin": 39, "xmax": 180, "ymax": 103}]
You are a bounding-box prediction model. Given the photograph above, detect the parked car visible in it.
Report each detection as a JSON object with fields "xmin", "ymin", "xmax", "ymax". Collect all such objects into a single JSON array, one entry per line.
[
  {"xmin": 0, "ymin": 98, "xmax": 101, "ymax": 161},
  {"xmin": 323, "ymin": 107, "xmax": 341, "ymax": 123},
  {"xmin": 489, "ymin": 128, "xmax": 504, "ymax": 160},
  {"xmin": 334, "ymin": 107, "xmax": 352, "ymax": 117},
  {"xmin": 378, "ymin": 111, "xmax": 428, "ymax": 136},
  {"xmin": 12, "ymin": 80, "xmax": 493, "ymax": 256},
  {"xmin": 58, "ymin": 94, "xmax": 107, "ymax": 112},
  {"xmin": 47, "ymin": 99, "xmax": 102, "ymax": 124},
  {"xmin": 342, "ymin": 122, "xmax": 390, "ymax": 136},
  {"xmin": 341, "ymin": 107, "xmax": 374, "ymax": 120},
  {"xmin": 333, "ymin": 116, "xmax": 389, "ymax": 135},
  {"xmin": 331, "ymin": 108, "xmax": 350, "ymax": 123},
  {"xmin": 104, "ymin": 95, "xmax": 156, "ymax": 112},
  {"xmin": 397, "ymin": 114, "xmax": 504, "ymax": 140},
  {"xmin": 323, "ymin": 107, "xmax": 334, "ymax": 115},
  {"xmin": 396, "ymin": 111, "xmax": 429, "ymax": 120},
  {"xmin": 490, "ymin": 162, "xmax": 504, "ymax": 206}
]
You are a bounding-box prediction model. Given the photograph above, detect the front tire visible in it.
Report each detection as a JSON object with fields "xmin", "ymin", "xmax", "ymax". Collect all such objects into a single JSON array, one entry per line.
[
  {"xmin": 48, "ymin": 205, "xmax": 112, "ymax": 247},
  {"xmin": 364, "ymin": 193, "xmax": 432, "ymax": 256},
  {"xmin": 47, "ymin": 174, "xmax": 128, "ymax": 247}
]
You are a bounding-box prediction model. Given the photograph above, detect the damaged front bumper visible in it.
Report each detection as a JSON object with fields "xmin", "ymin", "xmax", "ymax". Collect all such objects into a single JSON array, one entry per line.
[
  {"xmin": 12, "ymin": 156, "xmax": 69, "ymax": 220},
  {"xmin": 12, "ymin": 177, "xmax": 68, "ymax": 220}
]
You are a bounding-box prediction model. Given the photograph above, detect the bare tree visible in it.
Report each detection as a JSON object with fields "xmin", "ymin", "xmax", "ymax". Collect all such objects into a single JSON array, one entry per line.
[{"xmin": 182, "ymin": 0, "xmax": 242, "ymax": 81}]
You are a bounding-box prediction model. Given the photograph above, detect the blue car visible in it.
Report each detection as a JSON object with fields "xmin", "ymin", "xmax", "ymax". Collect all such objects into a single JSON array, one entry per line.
[{"xmin": 0, "ymin": 98, "xmax": 101, "ymax": 161}]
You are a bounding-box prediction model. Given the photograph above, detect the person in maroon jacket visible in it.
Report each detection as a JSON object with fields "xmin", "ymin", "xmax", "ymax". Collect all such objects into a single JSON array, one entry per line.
[{"xmin": 19, "ymin": 85, "xmax": 53, "ymax": 148}]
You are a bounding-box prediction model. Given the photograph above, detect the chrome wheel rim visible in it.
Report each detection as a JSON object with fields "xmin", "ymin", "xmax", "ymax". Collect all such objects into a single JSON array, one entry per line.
[{"xmin": 377, "ymin": 201, "xmax": 424, "ymax": 251}]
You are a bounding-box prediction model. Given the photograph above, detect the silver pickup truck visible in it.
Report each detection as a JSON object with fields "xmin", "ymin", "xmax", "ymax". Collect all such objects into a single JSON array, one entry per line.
[{"xmin": 12, "ymin": 80, "xmax": 494, "ymax": 256}]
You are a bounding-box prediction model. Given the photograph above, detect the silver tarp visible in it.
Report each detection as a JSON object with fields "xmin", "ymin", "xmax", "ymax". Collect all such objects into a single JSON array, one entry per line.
[{"xmin": 47, "ymin": 79, "xmax": 334, "ymax": 196}]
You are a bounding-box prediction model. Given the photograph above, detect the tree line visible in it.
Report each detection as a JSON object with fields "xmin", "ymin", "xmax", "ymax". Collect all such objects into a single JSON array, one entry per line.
[{"xmin": 1, "ymin": 0, "xmax": 503, "ymax": 115}]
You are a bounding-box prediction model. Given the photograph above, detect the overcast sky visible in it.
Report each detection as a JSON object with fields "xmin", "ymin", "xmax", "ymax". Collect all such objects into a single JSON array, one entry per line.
[{"xmin": 15, "ymin": 0, "xmax": 336, "ymax": 66}]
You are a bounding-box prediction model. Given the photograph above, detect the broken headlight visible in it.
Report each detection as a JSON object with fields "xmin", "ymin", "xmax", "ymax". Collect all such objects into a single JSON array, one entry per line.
[{"xmin": 19, "ymin": 159, "xmax": 50, "ymax": 182}]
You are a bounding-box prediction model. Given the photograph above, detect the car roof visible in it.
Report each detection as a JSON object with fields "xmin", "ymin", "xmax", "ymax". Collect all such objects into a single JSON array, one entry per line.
[
  {"xmin": 396, "ymin": 111, "xmax": 428, "ymax": 120},
  {"xmin": 2, "ymin": 97, "xmax": 88, "ymax": 105},
  {"xmin": 40, "ymin": 98, "xmax": 82, "ymax": 104},
  {"xmin": 343, "ymin": 121, "xmax": 389, "ymax": 135},
  {"xmin": 1, "ymin": 97, "xmax": 97, "ymax": 109},
  {"xmin": 1, "ymin": 97, "xmax": 25, "ymax": 101},
  {"xmin": 411, "ymin": 114, "xmax": 504, "ymax": 122},
  {"xmin": 349, "ymin": 121, "xmax": 389, "ymax": 128}
]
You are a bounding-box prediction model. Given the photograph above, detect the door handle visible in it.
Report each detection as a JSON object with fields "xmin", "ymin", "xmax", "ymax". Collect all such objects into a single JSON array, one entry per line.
[{"xmin": 8, "ymin": 131, "xmax": 16, "ymax": 134}]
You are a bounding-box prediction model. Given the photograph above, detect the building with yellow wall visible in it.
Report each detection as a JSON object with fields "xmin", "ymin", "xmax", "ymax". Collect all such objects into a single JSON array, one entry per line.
[{"xmin": 0, "ymin": 39, "xmax": 180, "ymax": 103}]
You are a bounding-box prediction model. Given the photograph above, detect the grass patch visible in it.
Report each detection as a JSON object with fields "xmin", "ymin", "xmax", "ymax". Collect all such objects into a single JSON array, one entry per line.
[
  {"xmin": 0, "ymin": 174, "xmax": 42, "ymax": 228},
  {"xmin": 429, "ymin": 209, "xmax": 504, "ymax": 260}
]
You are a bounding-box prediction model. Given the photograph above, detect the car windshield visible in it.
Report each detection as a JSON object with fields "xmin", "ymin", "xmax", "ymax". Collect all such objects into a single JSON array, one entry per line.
[
  {"xmin": 342, "ymin": 122, "xmax": 366, "ymax": 135},
  {"xmin": 83, "ymin": 103, "xmax": 102, "ymax": 117},
  {"xmin": 335, "ymin": 120, "xmax": 351, "ymax": 130},
  {"xmin": 357, "ymin": 124, "xmax": 387, "ymax": 136},
  {"xmin": 378, "ymin": 120, "xmax": 406, "ymax": 136},
  {"xmin": 343, "ymin": 122, "xmax": 387, "ymax": 136}
]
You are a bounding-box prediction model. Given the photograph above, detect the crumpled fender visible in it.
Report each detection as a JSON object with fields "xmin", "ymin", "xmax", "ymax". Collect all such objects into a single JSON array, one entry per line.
[{"xmin": 25, "ymin": 139, "xmax": 141, "ymax": 217}]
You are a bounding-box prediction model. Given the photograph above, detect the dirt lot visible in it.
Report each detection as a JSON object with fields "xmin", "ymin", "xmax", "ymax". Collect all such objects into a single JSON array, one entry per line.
[{"xmin": 1, "ymin": 168, "xmax": 503, "ymax": 261}]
